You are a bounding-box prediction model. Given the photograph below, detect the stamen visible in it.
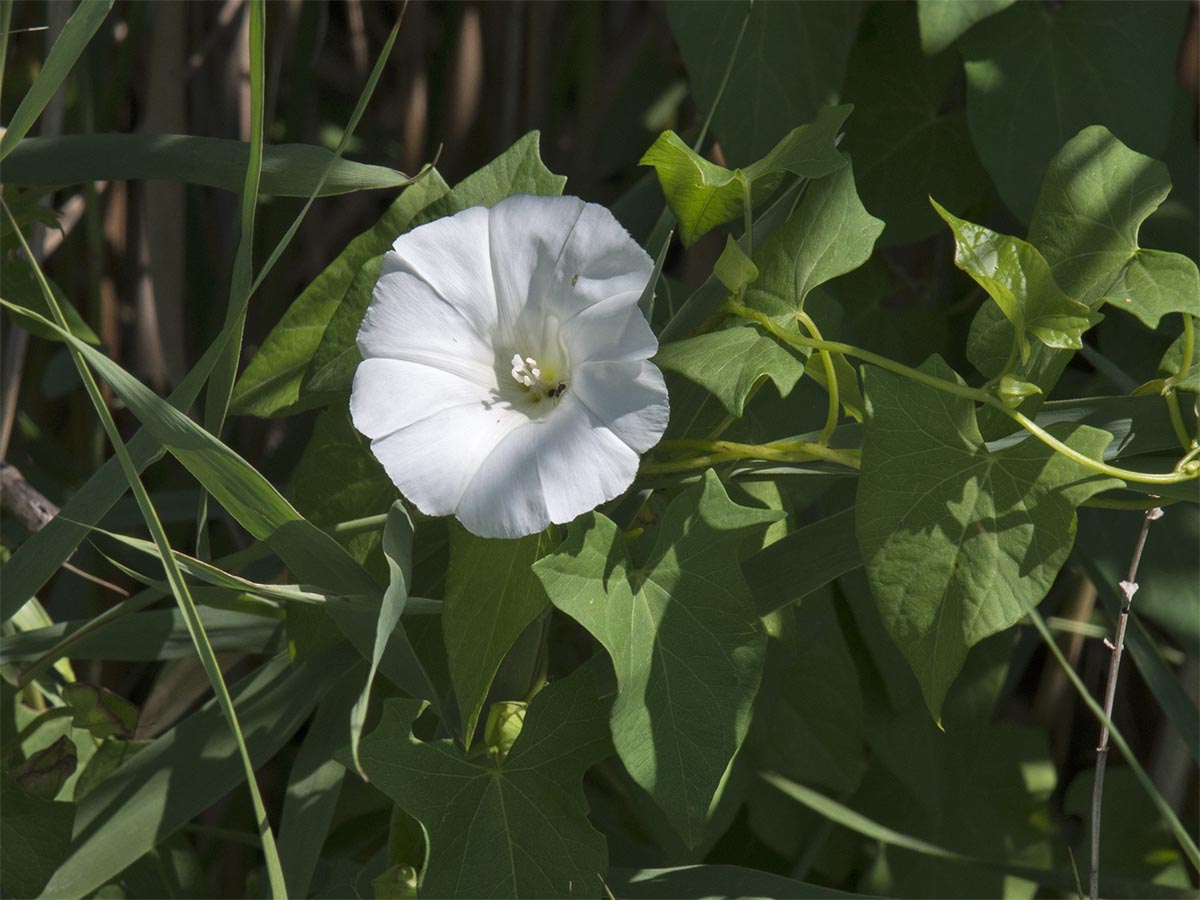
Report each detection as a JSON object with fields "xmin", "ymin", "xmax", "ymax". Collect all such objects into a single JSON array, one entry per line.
[{"xmin": 509, "ymin": 352, "xmax": 567, "ymax": 402}]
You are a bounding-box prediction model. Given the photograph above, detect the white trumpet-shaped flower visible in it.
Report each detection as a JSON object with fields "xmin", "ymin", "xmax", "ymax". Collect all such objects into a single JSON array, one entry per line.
[{"xmin": 350, "ymin": 194, "xmax": 669, "ymax": 539}]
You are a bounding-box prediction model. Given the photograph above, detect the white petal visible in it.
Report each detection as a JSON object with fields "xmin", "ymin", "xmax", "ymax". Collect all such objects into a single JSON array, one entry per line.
[
  {"xmin": 382, "ymin": 205, "xmax": 500, "ymax": 335},
  {"xmin": 455, "ymin": 397, "xmax": 638, "ymax": 537},
  {"xmin": 571, "ymin": 360, "xmax": 670, "ymax": 454},
  {"xmin": 559, "ymin": 293, "xmax": 659, "ymax": 364},
  {"xmin": 367, "ymin": 403, "xmax": 528, "ymax": 518},
  {"xmin": 350, "ymin": 358, "xmax": 496, "ymax": 440},
  {"xmin": 359, "ymin": 269, "xmax": 498, "ymax": 387},
  {"xmin": 486, "ymin": 195, "xmax": 653, "ymax": 349}
]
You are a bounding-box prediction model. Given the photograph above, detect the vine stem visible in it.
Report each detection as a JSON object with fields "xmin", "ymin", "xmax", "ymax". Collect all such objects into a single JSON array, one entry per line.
[
  {"xmin": 727, "ymin": 303, "xmax": 1200, "ymax": 486},
  {"xmin": 795, "ymin": 309, "xmax": 840, "ymax": 444},
  {"xmin": 1089, "ymin": 504, "xmax": 1163, "ymax": 900},
  {"xmin": 641, "ymin": 437, "xmax": 860, "ymax": 476}
]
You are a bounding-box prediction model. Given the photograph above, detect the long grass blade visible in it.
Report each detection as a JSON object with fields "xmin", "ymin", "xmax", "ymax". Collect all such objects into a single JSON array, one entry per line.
[
  {"xmin": 3, "ymin": 201, "xmax": 289, "ymax": 899},
  {"xmin": 0, "ymin": 0, "xmax": 112, "ymax": 160},
  {"xmin": 0, "ymin": 13, "xmax": 416, "ymax": 621}
]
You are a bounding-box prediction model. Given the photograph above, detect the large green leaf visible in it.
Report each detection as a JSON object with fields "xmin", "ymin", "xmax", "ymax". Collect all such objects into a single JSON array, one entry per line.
[
  {"xmin": 4, "ymin": 133, "xmax": 420, "ymax": 196},
  {"xmin": 658, "ymin": 162, "xmax": 883, "ymax": 416},
  {"xmin": 442, "ymin": 529, "xmax": 552, "ymax": 749},
  {"xmin": 856, "ymin": 356, "xmax": 1119, "ymax": 720},
  {"xmin": 858, "ymin": 714, "xmax": 1057, "ymax": 898},
  {"xmin": 666, "ymin": 1, "xmax": 859, "ymax": 165},
  {"xmin": 841, "ymin": 3, "xmax": 988, "ymax": 244},
  {"xmin": 639, "ymin": 105, "xmax": 849, "ymax": 246},
  {"xmin": 960, "ymin": 1, "xmax": 1185, "ymax": 221},
  {"xmin": 355, "ymin": 667, "xmax": 612, "ymax": 899},
  {"xmin": 934, "ymin": 201, "xmax": 1101, "ymax": 366},
  {"xmin": 0, "ymin": 0, "xmax": 113, "ymax": 160},
  {"xmin": 293, "ymin": 406, "xmax": 397, "ymax": 576},
  {"xmin": 535, "ymin": 470, "xmax": 780, "ymax": 847},
  {"xmin": 654, "ymin": 326, "xmax": 807, "ymax": 418},
  {"xmin": 41, "ymin": 645, "xmax": 356, "ymax": 900},
  {"xmin": 744, "ymin": 507, "xmax": 861, "ymax": 616},
  {"xmin": 230, "ymin": 173, "xmax": 451, "ymax": 417},
  {"xmin": 915, "ymin": 0, "xmax": 1014, "ymax": 54},
  {"xmin": 1028, "ymin": 126, "xmax": 1200, "ymax": 327},
  {"xmin": 0, "ymin": 778, "xmax": 74, "ymax": 899},
  {"xmin": 760, "ymin": 600, "xmax": 865, "ymax": 796},
  {"xmin": 747, "ymin": 161, "xmax": 885, "ymax": 318}
]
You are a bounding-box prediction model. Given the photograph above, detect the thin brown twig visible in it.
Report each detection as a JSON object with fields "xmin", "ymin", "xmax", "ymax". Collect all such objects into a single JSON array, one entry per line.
[{"xmin": 1089, "ymin": 503, "xmax": 1164, "ymax": 900}]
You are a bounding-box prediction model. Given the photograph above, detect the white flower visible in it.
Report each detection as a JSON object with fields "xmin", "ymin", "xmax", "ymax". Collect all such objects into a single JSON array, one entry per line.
[{"xmin": 350, "ymin": 194, "xmax": 670, "ymax": 539}]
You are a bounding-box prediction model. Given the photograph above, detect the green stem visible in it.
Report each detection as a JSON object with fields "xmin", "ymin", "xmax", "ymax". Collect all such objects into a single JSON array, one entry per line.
[
  {"xmin": 1163, "ymin": 314, "xmax": 1197, "ymax": 450},
  {"xmin": 795, "ymin": 309, "xmax": 840, "ymax": 444},
  {"xmin": 642, "ymin": 438, "xmax": 861, "ymax": 476},
  {"xmin": 728, "ymin": 303, "xmax": 1200, "ymax": 487}
]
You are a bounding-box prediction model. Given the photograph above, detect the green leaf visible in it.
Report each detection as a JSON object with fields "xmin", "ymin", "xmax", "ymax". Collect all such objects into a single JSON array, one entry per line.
[
  {"xmin": 350, "ymin": 502, "xmax": 415, "ymax": 777},
  {"xmin": 639, "ymin": 106, "xmax": 850, "ymax": 246},
  {"xmin": 744, "ymin": 507, "xmax": 861, "ymax": 616},
  {"xmin": 762, "ymin": 601, "xmax": 864, "ymax": 796},
  {"xmin": 0, "ymin": 0, "xmax": 113, "ymax": 160},
  {"xmin": 655, "ymin": 326, "xmax": 807, "ymax": 418},
  {"xmin": 841, "ymin": 2, "xmax": 989, "ymax": 244},
  {"xmin": 294, "ymin": 405, "xmax": 397, "ymax": 575},
  {"xmin": 609, "ymin": 865, "xmax": 874, "ymax": 899},
  {"xmin": 443, "ymin": 528, "xmax": 552, "ymax": 748},
  {"xmin": 667, "ymin": 1, "xmax": 859, "ymax": 165},
  {"xmin": 933, "ymin": 200, "xmax": 1101, "ymax": 365},
  {"xmin": 301, "ymin": 131, "xmax": 569, "ymax": 400},
  {"xmin": 1028, "ymin": 126, "xmax": 1200, "ymax": 327},
  {"xmin": 748, "ymin": 161, "xmax": 885, "ymax": 317},
  {"xmin": 10, "ymin": 734, "xmax": 77, "ymax": 801},
  {"xmin": 856, "ymin": 356, "xmax": 1119, "ymax": 720},
  {"xmin": 960, "ymin": 1, "xmax": 1185, "ymax": 221},
  {"xmin": 712, "ymin": 235, "xmax": 759, "ymax": 293},
  {"xmin": 71, "ymin": 739, "xmax": 149, "ymax": 803},
  {"xmin": 0, "ymin": 776, "xmax": 74, "ymax": 898},
  {"xmin": 230, "ymin": 173, "xmax": 451, "ymax": 417},
  {"xmin": 61, "ymin": 683, "xmax": 138, "ymax": 741},
  {"xmin": 658, "ymin": 162, "xmax": 883, "ymax": 417},
  {"xmin": 355, "ymin": 667, "xmax": 612, "ymax": 899},
  {"xmin": 4, "ymin": 133, "xmax": 421, "ymax": 196},
  {"xmin": 535, "ymin": 470, "xmax": 781, "ymax": 847},
  {"xmin": 42, "ymin": 645, "xmax": 356, "ymax": 900},
  {"xmin": 915, "ymin": 0, "xmax": 1014, "ymax": 54}
]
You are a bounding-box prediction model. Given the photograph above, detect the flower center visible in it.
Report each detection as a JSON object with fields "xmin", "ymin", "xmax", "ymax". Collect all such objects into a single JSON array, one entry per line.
[{"xmin": 510, "ymin": 353, "xmax": 567, "ymax": 402}]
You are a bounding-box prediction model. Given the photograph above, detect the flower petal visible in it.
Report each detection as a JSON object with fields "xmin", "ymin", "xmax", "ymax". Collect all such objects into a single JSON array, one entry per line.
[
  {"xmin": 455, "ymin": 397, "xmax": 638, "ymax": 537},
  {"xmin": 559, "ymin": 293, "xmax": 659, "ymax": 365},
  {"xmin": 486, "ymin": 195, "xmax": 653, "ymax": 350},
  {"xmin": 383, "ymin": 205, "xmax": 500, "ymax": 336},
  {"xmin": 350, "ymin": 358, "xmax": 496, "ymax": 440},
  {"xmin": 366, "ymin": 403, "xmax": 527, "ymax": 518},
  {"xmin": 571, "ymin": 360, "xmax": 669, "ymax": 454},
  {"xmin": 359, "ymin": 269, "xmax": 498, "ymax": 387}
]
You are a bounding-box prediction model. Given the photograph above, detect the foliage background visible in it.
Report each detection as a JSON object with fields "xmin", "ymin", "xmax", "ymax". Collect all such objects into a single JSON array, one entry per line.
[{"xmin": 1, "ymin": 1, "xmax": 1198, "ymax": 899}]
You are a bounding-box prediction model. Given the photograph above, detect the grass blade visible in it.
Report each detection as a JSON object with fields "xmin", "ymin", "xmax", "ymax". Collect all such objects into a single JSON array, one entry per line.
[
  {"xmin": 4, "ymin": 202, "xmax": 289, "ymax": 899},
  {"xmin": 0, "ymin": 0, "xmax": 112, "ymax": 160},
  {"xmin": 3, "ymin": 133, "xmax": 417, "ymax": 196},
  {"xmin": 350, "ymin": 501, "xmax": 414, "ymax": 778}
]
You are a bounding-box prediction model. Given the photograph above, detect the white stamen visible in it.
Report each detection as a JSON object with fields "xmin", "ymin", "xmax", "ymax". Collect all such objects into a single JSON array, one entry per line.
[{"xmin": 509, "ymin": 352, "xmax": 566, "ymax": 402}]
